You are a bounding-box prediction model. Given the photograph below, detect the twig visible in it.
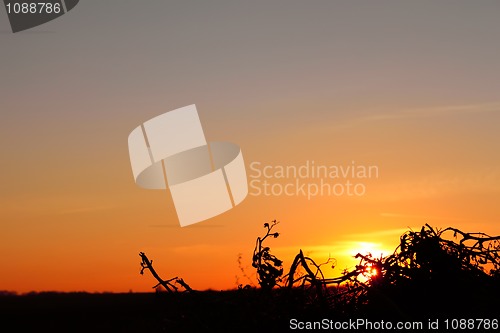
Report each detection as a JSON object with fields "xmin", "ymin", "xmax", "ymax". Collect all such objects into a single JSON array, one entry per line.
[{"xmin": 139, "ymin": 252, "xmax": 193, "ymax": 293}]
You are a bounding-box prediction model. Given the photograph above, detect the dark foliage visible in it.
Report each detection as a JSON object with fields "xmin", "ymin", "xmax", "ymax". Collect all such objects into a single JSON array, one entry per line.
[
  {"xmin": 251, "ymin": 220, "xmax": 283, "ymax": 290},
  {"xmin": 137, "ymin": 222, "xmax": 499, "ymax": 323},
  {"xmin": 250, "ymin": 222, "xmax": 500, "ymax": 320},
  {"xmin": 342, "ymin": 224, "xmax": 500, "ymax": 319}
]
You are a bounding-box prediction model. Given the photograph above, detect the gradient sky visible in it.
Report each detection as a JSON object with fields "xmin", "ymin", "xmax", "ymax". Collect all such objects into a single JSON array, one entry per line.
[{"xmin": 1, "ymin": 1, "xmax": 500, "ymax": 293}]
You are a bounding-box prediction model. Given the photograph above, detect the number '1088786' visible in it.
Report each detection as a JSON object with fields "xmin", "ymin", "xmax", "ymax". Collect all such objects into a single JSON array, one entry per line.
[{"xmin": 5, "ymin": 2, "xmax": 61, "ymax": 14}]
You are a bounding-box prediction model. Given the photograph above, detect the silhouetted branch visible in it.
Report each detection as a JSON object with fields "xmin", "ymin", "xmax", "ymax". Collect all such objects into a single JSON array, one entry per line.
[
  {"xmin": 176, "ymin": 278, "xmax": 193, "ymax": 292},
  {"xmin": 252, "ymin": 220, "xmax": 283, "ymax": 290},
  {"xmin": 139, "ymin": 252, "xmax": 193, "ymax": 293}
]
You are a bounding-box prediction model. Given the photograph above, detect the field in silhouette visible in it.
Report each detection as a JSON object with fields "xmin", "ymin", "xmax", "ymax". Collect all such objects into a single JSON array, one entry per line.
[{"xmin": 1, "ymin": 223, "xmax": 498, "ymax": 332}]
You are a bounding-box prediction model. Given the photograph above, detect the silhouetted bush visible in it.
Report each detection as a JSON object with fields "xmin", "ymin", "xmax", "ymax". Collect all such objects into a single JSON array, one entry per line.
[{"xmin": 249, "ymin": 222, "xmax": 500, "ymax": 320}]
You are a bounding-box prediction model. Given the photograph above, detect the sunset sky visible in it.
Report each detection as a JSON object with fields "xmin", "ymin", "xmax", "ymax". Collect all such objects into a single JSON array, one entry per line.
[{"xmin": 1, "ymin": 1, "xmax": 500, "ymax": 293}]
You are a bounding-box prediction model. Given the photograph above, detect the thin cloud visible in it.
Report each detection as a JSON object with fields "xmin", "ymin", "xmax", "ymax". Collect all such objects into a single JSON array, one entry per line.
[
  {"xmin": 380, "ymin": 212, "xmax": 478, "ymax": 223},
  {"xmin": 147, "ymin": 224, "xmax": 225, "ymax": 228},
  {"xmin": 344, "ymin": 227, "xmax": 412, "ymax": 238},
  {"xmin": 358, "ymin": 102, "xmax": 500, "ymax": 122},
  {"xmin": 380, "ymin": 213, "xmax": 432, "ymax": 219},
  {"xmin": 58, "ymin": 205, "xmax": 116, "ymax": 215},
  {"xmin": 380, "ymin": 213, "xmax": 500, "ymax": 228},
  {"xmin": 171, "ymin": 244, "xmax": 229, "ymax": 254}
]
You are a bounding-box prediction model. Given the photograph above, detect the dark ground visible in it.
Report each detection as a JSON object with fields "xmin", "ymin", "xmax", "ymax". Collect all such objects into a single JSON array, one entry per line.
[
  {"xmin": 1, "ymin": 287, "xmax": 498, "ymax": 332},
  {"xmin": 0, "ymin": 290, "xmax": 303, "ymax": 332}
]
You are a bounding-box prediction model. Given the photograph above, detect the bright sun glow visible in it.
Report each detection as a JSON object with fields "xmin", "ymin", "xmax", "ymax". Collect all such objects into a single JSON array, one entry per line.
[
  {"xmin": 363, "ymin": 264, "xmax": 379, "ymax": 279},
  {"xmin": 345, "ymin": 242, "xmax": 389, "ymax": 282}
]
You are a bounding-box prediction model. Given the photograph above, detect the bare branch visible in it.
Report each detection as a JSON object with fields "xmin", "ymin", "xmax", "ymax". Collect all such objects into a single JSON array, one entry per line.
[{"xmin": 139, "ymin": 252, "xmax": 193, "ymax": 293}]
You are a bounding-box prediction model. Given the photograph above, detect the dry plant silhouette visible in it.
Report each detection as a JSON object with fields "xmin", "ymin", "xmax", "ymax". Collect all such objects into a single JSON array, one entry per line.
[
  {"xmin": 339, "ymin": 224, "xmax": 500, "ymax": 318},
  {"xmin": 137, "ymin": 221, "xmax": 500, "ymax": 326},
  {"xmin": 243, "ymin": 222, "xmax": 500, "ymax": 318},
  {"xmin": 139, "ymin": 252, "xmax": 193, "ymax": 293},
  {"xmin": 252, "ymin": 220, "xmax": 284, "ymax": 290}
]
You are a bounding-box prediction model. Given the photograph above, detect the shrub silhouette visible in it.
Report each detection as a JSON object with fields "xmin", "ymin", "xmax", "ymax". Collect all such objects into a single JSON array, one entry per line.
[
  {"xmin": 348, "ymin": 224, "xmax": 500, "ymax": 318},
  {"xmin": 138, "ymin": 222, "xmax": 500, "ymax": 325},
  {"xmin": 249, "ymin": 222, "xmax": 500, "ymax": 319},
  {"xmin": 252, "ymin": 220, "xmax": 283, "ymax": 290}
]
